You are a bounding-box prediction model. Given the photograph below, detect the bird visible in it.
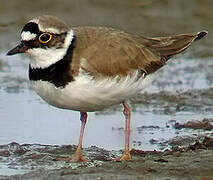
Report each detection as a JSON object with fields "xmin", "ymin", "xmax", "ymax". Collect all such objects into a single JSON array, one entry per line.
[{"xmin": 7, "ymin": 15, "xmax": 207, "ymax": 162}]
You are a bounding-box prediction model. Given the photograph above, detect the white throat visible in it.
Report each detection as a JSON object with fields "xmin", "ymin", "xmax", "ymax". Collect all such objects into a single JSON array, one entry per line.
[{"xmin": 27, "ymin": 29, "xmax": 74, "ymax": 69}]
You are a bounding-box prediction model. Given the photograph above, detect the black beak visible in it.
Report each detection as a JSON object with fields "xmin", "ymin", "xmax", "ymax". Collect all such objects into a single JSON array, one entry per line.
[{"xmin": 7, "ymin": 42, "xmax": 28, "ymax": 56}]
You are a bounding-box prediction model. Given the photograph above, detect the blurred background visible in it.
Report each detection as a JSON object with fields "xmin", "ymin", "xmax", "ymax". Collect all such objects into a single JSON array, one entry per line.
[{"xmin": 0, "ymin": 0, "xmax": 212, "ymax": 151}]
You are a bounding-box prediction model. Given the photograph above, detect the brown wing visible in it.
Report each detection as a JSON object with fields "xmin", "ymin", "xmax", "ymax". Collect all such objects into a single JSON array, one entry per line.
[
  {"xmin": 146, "ymin": 31, "xmax": 207, "ymax": 59},
  {"xmin": 71, "ymin": 27, "xmax": 207, "ymax": 78}
]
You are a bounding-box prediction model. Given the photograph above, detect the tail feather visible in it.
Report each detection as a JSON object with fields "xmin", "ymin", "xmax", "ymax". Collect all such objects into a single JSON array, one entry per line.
[
  {"xmin": 194, "ymin": 31, "xmax": 208, "ymax": 41},
  {"xmin": 148, "ymin": 30, "xmax": 208, "ymax": 59}
]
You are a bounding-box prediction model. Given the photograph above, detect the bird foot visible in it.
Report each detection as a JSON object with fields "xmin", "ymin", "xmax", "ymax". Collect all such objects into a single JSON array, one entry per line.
[
  {"xmin": 70, "ymin": 153, "xmax": 88, "ymax": 162},
  {"xmin": 57, "ymin": 153, "xmax": 87, "ymax": 162},
  {"xmin": 113, "ymin": 150, "xmax": 132, "ymax": 162}
]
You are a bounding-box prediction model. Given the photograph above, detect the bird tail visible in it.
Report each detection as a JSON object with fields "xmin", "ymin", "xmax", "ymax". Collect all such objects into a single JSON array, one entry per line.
[{"xmin": 148, "ymin": 30, "xmax": 208, "ymax": 59}]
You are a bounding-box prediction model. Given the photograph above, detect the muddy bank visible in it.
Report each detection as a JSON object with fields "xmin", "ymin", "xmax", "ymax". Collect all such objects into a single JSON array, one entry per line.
[
  {"xmin": 0, "ymin": 137, "xmax": 213, "ymax": 180},
  {"xmin": 98, "ymin": 87, "xmax": 213, "ymax": 115}
]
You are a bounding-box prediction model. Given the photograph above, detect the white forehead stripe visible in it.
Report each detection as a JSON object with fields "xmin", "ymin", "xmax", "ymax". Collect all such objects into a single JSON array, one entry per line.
[{"xmin": 21, "ymin": 31, "xmax": 37, "ymax": 41}]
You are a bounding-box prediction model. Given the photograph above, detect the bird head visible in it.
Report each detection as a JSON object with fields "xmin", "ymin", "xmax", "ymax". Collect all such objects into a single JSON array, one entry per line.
[{"xmin": 7, "ymin": 15, "xmax": 74, "ymax": 69}]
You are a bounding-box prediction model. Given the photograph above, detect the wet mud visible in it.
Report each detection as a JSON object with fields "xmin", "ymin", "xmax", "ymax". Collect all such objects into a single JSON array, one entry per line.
[
  {"xmin": 0, "ymin": 137, "xmax": 213, "ymax": 180},
  {"xmin": 174, "ymin": 118, "xmax": 213, "ymax": 131}
]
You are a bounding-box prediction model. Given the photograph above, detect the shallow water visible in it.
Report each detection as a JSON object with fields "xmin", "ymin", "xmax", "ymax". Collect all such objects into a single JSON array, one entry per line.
[{"xmin": 0, "ymin": 0, "xmax": 213, "ymax": 176}]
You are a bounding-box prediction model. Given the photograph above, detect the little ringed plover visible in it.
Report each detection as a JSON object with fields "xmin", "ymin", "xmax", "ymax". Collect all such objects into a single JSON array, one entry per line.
[{"xmin": 7, "ymin": 15, "xmax": 207, "ymax": 162}]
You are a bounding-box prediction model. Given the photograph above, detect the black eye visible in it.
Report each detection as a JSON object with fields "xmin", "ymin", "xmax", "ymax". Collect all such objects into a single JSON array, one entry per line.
[{"xmin": 39, "ymin": 33, "xmax": 52, "ymax": 43}]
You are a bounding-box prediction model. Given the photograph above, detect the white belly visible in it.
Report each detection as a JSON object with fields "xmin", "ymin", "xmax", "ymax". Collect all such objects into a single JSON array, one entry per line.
[{"xmin": 31, "ymin": 72, "xmax": 156, "ymax": 112}]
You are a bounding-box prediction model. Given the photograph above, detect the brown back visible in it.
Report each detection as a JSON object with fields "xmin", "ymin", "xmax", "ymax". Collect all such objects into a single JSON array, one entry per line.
[{"xmin": 70, "ymin": 27, "xmax": 207, "ymax": 78}]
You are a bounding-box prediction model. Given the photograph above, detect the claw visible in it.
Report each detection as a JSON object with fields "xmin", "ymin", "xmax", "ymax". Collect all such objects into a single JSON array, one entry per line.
[
  {"xmin": 113, "ymin": 150, "xmax": 132, "ymax": 162},
  {"xmin": 57, "ymin": 147, "xmax": 87, "ymax": 162},
  {"xmin": 69, "ymin": 148, "xmax": 87, "ymax": 162}
]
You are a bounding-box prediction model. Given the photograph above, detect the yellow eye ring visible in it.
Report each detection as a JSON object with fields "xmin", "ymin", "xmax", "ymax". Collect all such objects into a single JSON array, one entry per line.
[{"xmin": 39, "ymin": 33, "xmax": 52, "ymax": 43}]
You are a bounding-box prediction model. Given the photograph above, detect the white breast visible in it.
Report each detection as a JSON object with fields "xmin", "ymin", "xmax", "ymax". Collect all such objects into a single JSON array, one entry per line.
[{"xmin": 30, "ymin": 72, "xmax": 156, "ymax": 112}]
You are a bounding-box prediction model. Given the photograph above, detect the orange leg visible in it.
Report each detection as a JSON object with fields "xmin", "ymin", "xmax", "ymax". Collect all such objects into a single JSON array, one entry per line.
[
  {"xmin": 114, "ymin": 102, "xmax": 132, "ymax": 161},
  {"xmin": 61, "ymin": 112, "xmax": 88, "ymax": 162}
]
